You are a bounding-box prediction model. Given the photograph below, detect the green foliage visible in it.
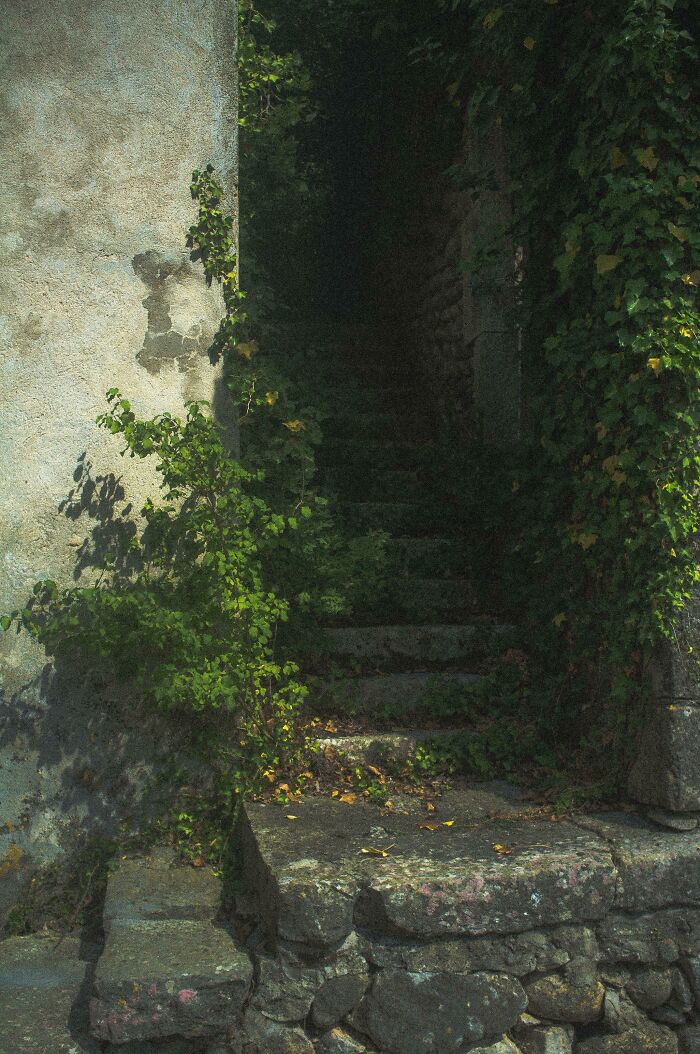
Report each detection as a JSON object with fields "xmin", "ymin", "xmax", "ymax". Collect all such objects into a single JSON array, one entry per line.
[{"xmin": 426, "ymin": 0, "xmax": 700, "ymax": 776}]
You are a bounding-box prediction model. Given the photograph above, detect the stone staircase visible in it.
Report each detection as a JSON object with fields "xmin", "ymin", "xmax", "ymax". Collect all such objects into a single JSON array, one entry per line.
[{"xmin": 5, "ymin": 328, "xmax": 700, "ymax": 1053}]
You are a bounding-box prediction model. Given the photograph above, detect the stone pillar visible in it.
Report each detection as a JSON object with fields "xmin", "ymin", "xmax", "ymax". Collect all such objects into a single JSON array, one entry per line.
[
  {"xmin": 628, "ymin": 598, "xmax": 700, "ymax": 822},
  {"xmin": 0, "ymin": 0, "xmax": 237, "ymax": 918}
]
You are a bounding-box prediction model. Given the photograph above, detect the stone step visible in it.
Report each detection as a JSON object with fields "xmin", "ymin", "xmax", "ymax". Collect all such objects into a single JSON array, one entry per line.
[
  {"xmin": 316, "ymin": 728, "xmax": 463, "ymax": 766},
  {"xmin": 389, "ymin": 576, "xmax": 477, "ymax": 618},
  {"xmin": 340, "ymin": 501, "xmax": 437, "ymax": 536},
  {"xmin": 313, "ymin": 672, "xmax": 483, "ymax": 718},
  {"xmin": 387, "ymin": 537, "xmax": 467, "ymax": 577},
  {"xmin": 330, "ymin": 410, "xmax": 431, "ymax": 442},
  {"xmin": 320, "ymin": 439, "xmax": 434, "ymax": 477},
  {"xmin": 0, "ymin": 933, "xmax": 100, "ymax": 1053},
  {"xmin": 237, "ymin": 800, "xmax": 700, "ymax": 1054},
  {"xmin": 91, "ymin": 847, "xmax": 253, "ymax": 1048},
  {"xmin": 339, "ymin": 470, "xmax": 424, "ymax": 504},
  {"xmin": 317, "ymin": 624, "xmax": 511, "ymax": 668}
]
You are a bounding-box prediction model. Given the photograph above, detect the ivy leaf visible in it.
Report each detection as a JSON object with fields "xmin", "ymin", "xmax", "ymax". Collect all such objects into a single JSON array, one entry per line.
[
  {"xmin": 668, "ymin": 222, "xmax": 688, "ymax": 243},
  {"xmin": 596, "ymin": 254, "xmax": 623, "ymax": 275},
  {"xmin": 523, "ymin": 36, "xmax": 536, "ymax": 50},
  {"xmin": 610, "ymin": 147, "xmax": 627, "ymax": 170},
  {"xmin": 482, "ymin": 8, "xmax": 504, "ymax": 29},
  {"xmin": 634, "ymin": 146, "xmax": 659, "ymax": 172}
]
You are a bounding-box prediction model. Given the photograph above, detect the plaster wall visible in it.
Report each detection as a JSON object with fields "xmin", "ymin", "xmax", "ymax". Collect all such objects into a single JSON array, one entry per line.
[{"xmin": 0, "ymin": 0, "xmax": 237, "ymax": 919}]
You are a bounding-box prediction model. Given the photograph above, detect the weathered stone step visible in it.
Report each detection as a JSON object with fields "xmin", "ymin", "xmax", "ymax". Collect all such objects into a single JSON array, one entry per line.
[
  {"xmin": 316, "ymin": 728, "xmax": 462, "ymax": 766},
  {"xmin": 318, "ymin": 624, "xmax": 510, "ymax": 668},
  {"xmin": 91, "ymin": 847, "xmax": 252, "ymax": 1048},
  {"xmin": 330, "ymin": 410, "xmax": 431, "ymax": 442},
  {"xmin": 387, "ymin": 537, "xmax": 466, "ymax": 577},
  {"xmin": 313, "ymin": 672, "xmax": 482, "ymax": 717},
  {"xmin": 341, "ymin": 501, "xmax": 437, "ymax": 536},
  {"xmin": 0, "ymin": 933, "xmax": 100, "ymax": 1053},
  {"xmin": 390, "ymin": 576, "xmax": 477, "ymax": 618},
  {"xmin": 238, "ymin": 800, "xmax": 700, "ymax": 1054},
  {"xmin": 339, "ymin": 470, "xmax": 423, "ymax": 504},
  {"xmin": 320, "ymin": 439, "xmax": 434, "ymax": 477}
]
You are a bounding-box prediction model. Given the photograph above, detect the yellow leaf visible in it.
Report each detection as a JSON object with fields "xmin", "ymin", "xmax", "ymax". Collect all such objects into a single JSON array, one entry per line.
[
  {"xmin": 426, "ymin": 802, "xmax": 436, "ymax": 813},
  {"xmin": 596, "ymin": 254, "xmax": 623, "ymax": 274},
  {"xmin": 237, "ymin": 340, "xmax": 259, "ymax": 360},
  {"xmin": 680, "ymin": 326, "xmax": 694, "ymax": 338},
  {"xmin": 611, "ymin": 470, "xmax": 627, "ymax": 487},
  {"xmin": 664, "ymin": 71, "xmax": 674, "ymax": 85},
  {"xmin": 595, "ymin": 422, "xmax": 608, "ymax": 441},
  {"xmin": 262, "ymin": 768, "xmax": 276, "ymax": 783},
  {"xmin": 419, "ymin": 822, "xmax": 440, "ymax": 831},
  {"xmin": 441, "ymin": 819, "xmax": 456, "ymax": 827},
  {"xmin": 634, "ymin": 146, "xmax": 659, "ymax": 172},
  {"xmin": 331, "ymin": 789, "xmax": 339, "ymax": 798},
  {"xmin": 682, "ymin": 271, "xmax": 700, "ymax": 287},
  {"xmin": 265, "ymin": 390, "xmax": 279, "ymax": 406},
  {"xmin": 578, "ymin": 533, "xmax": 598, "ymax": 550},
  {"xmin": 511, "ymin": 480, "xmax": 520, "ymax": 493},
  {"xmin": 647, "ymin": 357, "xmax": 662, "ymax": 374},
  {"xmin": 384, "ymin": 800, "xmax": 394, "ymax": 810},
  {"xmin": 339, "ymin": 792, "xmax": 357, "ymax": 805},
  {"xmin": 511, "ymin": 83, "xmax": 524, "ymax": 93},
  {"xmin": 283, "ymin": 419, "xmax": 306, "ymax": 433},
  {"xmin": 553, "ymin": 612, "xmax": 567, "ymax": 628},
  {"xmin": 610, "ymin": 147, "xmax": 627, "ymax": 170},
  {"xmin": 367, "ymin": 765, "xmax": 383, "ymax": 777},
  {"xmin": 676, "ymin": 196, "xmax": 692, "ymax": 210},
  {"xmin": 360, "ymin": 844, "xmax": 395, "ymax": 858},
  {"xmin": 668, "ymin": 222, "xmax": 688, "ymax": 243},
  {"xmin": 286, "ymin": 815, "xmax": 299, "ymax": 821},
  {"xmin": 446, "ymin": 81, "xmax": 461, "ymax": 98},
  {"xmin": 493, "ymin": 843, "xmax": 513, "ymax": 855},
  {"xmin": 523, "ymin": 36, "xmax": 536, "ymax": 50},
  {"xmin": 483, "ymin": 8, "xmax": 504, "ymax": 29}
]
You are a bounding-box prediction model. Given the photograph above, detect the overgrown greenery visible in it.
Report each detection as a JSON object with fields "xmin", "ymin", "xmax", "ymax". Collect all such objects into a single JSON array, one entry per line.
[{"xmin": 423, "ymin": 0, "xmax": 700, "ymax": 780}]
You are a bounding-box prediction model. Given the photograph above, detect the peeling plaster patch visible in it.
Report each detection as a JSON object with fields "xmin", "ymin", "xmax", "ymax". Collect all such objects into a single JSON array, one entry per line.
[{"xmin": 132, "ymin": 249, "xmax": 213, "ymax": 374}]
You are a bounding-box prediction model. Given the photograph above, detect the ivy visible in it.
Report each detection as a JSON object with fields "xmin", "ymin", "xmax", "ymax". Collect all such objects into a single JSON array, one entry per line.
[{"xmin": 429, "ymin": 0, "xmax": 700, "ymax": 778}]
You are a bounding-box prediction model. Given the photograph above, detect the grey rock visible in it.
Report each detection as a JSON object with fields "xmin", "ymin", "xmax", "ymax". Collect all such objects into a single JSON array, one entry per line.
[
  {"xmin": 91, "ymin": 918, "xmax": 252, "ymax": 1044},
  {"xmin": 470, "ymin": 1041, "xmax": 523, "ymax": 1054},
  {"xmin": 252, "ymin": 953, "xmax": 321, "ymax": 1024},
  {"xmin": 647, "ymin": 809, "xmax": 700, "ymax": 831},
  {"xmin": 597, "ymin": 910, "xmax": 700, "ymax": 964},
  {"xmin": 628, "ymin": 702, "xmax": 700, "ymax": 811},
  {"xmin": 602, "ymin": 990, "xmax": 646, "ymax": 1033},
  {"xmin": 365, "ymin": 927, "xmax": 595, "ymax": 979},
  {"xmin": 576, "ymin": 813, "xmax": 700, "ymax": 911},
  {"xmin": 518, "ymin": 1024, "xmax": 572, "ymax": 1054},
  {"xmin": 314, "ymin": 1028, "xmax": 368, "ymax": 1054},
  {"xmin": 574, "ymin": 1022, "xmax": 678, "ymax": 1053},
  {"xmin": 652, "ymin": 1005, "xmax": 687, "ymax": 1025},
  {"xmin": 678, "ymin": 1025, "xmax": 700, "ymax": 1053},
  {"xmin": 235, "ymin": 1010, "xmax": 314, "ymax": 1054},
  {"xmin": 311, "ymin": 974, "xmax": 370, "ymax": 1030},
  {"xmin": 670, "ymin": 965, "xmax": 694, "ymax": 1012},
  {"xmin": 0, "ymin": 934, "xmax": 99, "ymax": 1054},
  {"xmin": 350, "ymin": 970, "xmax": 526, "ymax": 1054},
  {"xmin": 682, "ymin": 954, "xmax": 700, "ymax": 1001},
  {"xmin": 103, "ymin": 846, "xmax": 221, "ymax": 931},
  {"xmin": 625, "ymin": 966, "xmax": 673, "ymax": 1009},
  {"xmin": 563, "ymin": 957, "xmax": 598, "ymax": 986},
  {"xmin": 525, "ymin": 974, "xmax": 604, "ymax": 1023}
]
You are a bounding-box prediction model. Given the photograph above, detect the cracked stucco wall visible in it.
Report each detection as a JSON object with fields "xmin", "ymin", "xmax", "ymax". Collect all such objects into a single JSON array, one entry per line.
[{"xmin": 0, "ymin": 0, "xmax": 238, "ymax": 921}]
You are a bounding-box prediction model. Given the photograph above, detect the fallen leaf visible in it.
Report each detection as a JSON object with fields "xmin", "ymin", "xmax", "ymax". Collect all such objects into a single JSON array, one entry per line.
[
  {"xmin": 441, "ymin": 820, "xmax": 456, "ymax": 827},
  {"xmin": 191, "ymin": 856, "xmax": 205, "ymax": 868},
  {"xmin": 523, "ymin": 36, "xmax": 536, "ymax": 49},
  {"xmin": 426, "ymin": 802, "xmax": 436, "ymax": 813},
  {"xmin": 493, "ymin": 843, "xmax": 514, "ymax": 855},
  {"xmin": 283, "ymin": 419, "xmax": 306, "ymax": 434},
  {"xmin": 286, "ymin": 815, "xmax": 299, "ymax": 821},
  {"xmin": 483, "ymin": 8, "xmax": 504, "ymax": 29},
  {"xmin": 610, "ymin": 147, "xmax": 627, "ymax": 170},
  {"xmin": 360, "ymin": 844, "xmax": 396, "ymax": 858},
  {"xmin": 419, "ymin": 822, "xmax": 440, "ymax": 831},
  {"xmin": 339, "ymin": 793, "xmax": 357, "ymax": 805}
]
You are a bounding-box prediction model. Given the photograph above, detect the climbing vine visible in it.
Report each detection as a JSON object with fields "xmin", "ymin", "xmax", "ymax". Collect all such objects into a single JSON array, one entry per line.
[{"xmin": 427, "ymin": 0, "xmax": 700, "ymax": 776}]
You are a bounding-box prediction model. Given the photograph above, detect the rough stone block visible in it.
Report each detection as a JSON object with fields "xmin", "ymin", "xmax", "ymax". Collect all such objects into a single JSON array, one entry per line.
[
  {"xmin": 315, "ymin": 1029, "xmax": 369, "ymax": 1054},
  {"xmin": 574, "ymin": 1021, "xmax": 678, "ymax": 1053},
  {"xmin": 679, "ymin": 1025, "xmax": 700, "ymax": 1054},
  {"xmin": 0, "ymin": 934, "xmax": 99, "ymax": 1054},
  {"xmin": 628, "ymin": 704, "xmax": 700, "ymax": 811},
  {"xmin": 625, "ymin": 966, "xmax": 673, "ymax": 1009},
  {"xmin": 577, "ymin": 813, "xmax": 700, "ymax": 911},
  {"xmin": 597, "ymin": 909, "xmax": 700, "ymax": 964},
  {"xmin": 524, "ymin": 973, "xmax": 604, "ymax": 1024},
  {"xmin": 349, "ymin": 970, "xmax": 526, "ymax": 1054},
  {"xmin": 91, "ymin": 918, "xmax": 252, "ymax": 1044},
  {"xmin": 241, "ymin": 797, "xmax": 616, "ymax": 946},
  {"xmin": 311, "ymin": 973, "xmax": 370, "ymax": 1030},
  {"xmin": 236, "ymin": 1009, "xmax": 314, "ymax": 1054},
  {"xmin": 518, "ymin": 1024, "xmax": 573, "ymax": 1054},
  {"xmin": 103, "ymin": 846, "xmax": 221, "ymax": 930}
]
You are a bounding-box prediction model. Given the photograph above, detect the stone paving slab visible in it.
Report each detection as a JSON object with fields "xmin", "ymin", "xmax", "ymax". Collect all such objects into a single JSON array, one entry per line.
[
  {"xmin": 0, "ymin": 933, "xmax": 100, "ymax": 1054},
  {"xmin": 320, "ymin": 624, "xmax": 509, "ymax": 666},
  {"xmin": 91, "ymin": 917, "xmax": 253, "ymax": 1044},
  {"xmin": 103, "ymin": 844, "xmax": 221, "ymax": 931},
  {"xmin": 240, "ymin": 792, "xmax": 618, "ymax": 946}
]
